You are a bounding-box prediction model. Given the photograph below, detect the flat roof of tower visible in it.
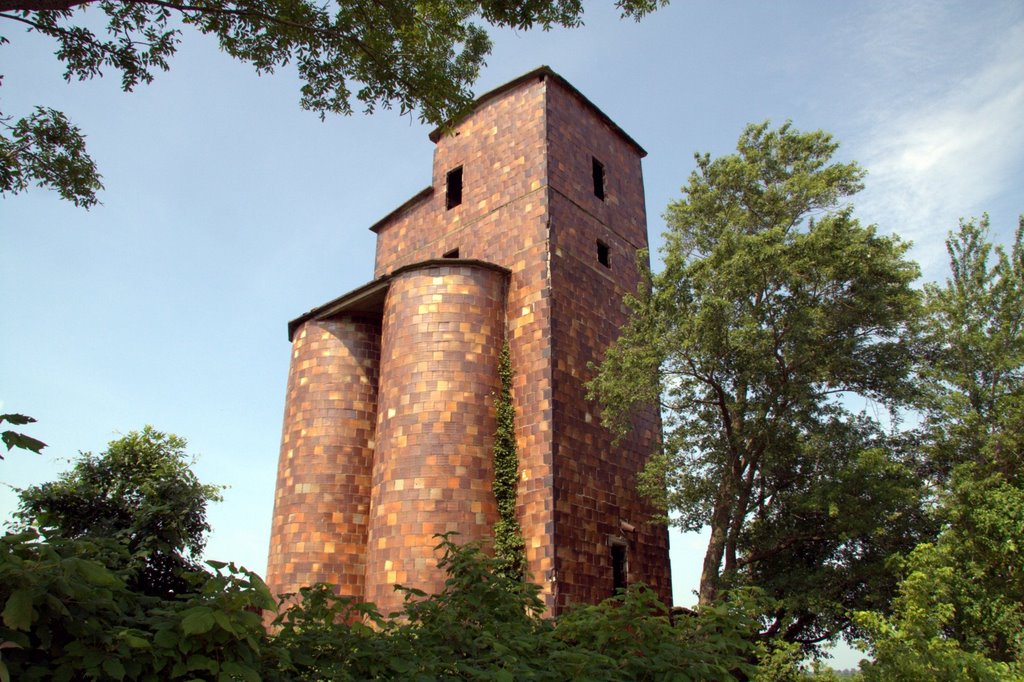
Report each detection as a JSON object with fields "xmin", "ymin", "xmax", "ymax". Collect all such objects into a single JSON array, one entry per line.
[{"xmin": 428, "ymin": 65, "xmax": 647, "ymax": 158}]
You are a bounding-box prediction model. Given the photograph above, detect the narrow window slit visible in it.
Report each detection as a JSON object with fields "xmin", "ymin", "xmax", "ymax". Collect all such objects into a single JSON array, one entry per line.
[
  {"xmin": 443, "ymin": 248, "xmax": 460, "ymax": 258},
  {"xmin": 597, "ymin": 240, "xmax": 610, "ymax": 268},
  {"xmin": 611, "ymin": 541, "xmax": 627, "ymax": 593},
  {"xmin": 446, "ymin": 166, "xmax": 463, "ymax": 209},
  {"xmin": 592, "ymin": 157, "xmax": 605, "ymax": 200}
]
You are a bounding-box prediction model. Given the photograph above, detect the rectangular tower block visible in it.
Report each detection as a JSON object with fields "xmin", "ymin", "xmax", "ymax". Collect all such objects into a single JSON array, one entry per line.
[{"xmin": 267, "ymin": 67, "xmax": 671, "ymax": 615}]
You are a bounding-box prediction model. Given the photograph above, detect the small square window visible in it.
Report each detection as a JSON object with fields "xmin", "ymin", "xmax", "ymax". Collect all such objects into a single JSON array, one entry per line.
[
  {"xmin": 446, "ymin": 166, "xmax": 463, "ymax": 210},
  {"xmin": 592, "ymin": 157, "xmax": 605, "ymax": 200},
  {"xmin": 443, "ymin": 248, "xmax": 460, "ymax": 258},
  {"xmin": 597, "ymin": 240, "xmax": 610, "ymax": 268}
]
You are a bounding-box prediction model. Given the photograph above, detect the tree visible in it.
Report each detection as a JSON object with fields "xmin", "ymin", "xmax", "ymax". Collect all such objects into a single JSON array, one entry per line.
[
  {"xmin": 919, "ymin": 214, "xmax": 1024, "ymax": 480},
  {"xmin": 0, "ymin": 0, "xmax": 664, "ymax": 207},
  {"xmin": 589, "ymin": 122, "xmax": 924, "ymax": 649},
  {"xmin": 854, "ymin": 471, "xmax": 1024, "ymax": 681},
  {"xmin": 854, "ymin": 216, "xmax": 1024, "ymax": 679},
  {"xmin": 15, "ymin": 426, "xmax": 222, "ymax": 596}
]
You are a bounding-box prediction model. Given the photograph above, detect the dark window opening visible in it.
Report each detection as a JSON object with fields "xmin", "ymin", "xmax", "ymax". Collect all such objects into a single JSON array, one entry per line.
[
  {"xmin": 443, "ymin": 248, "xmax": 460, "ymax": 258},
  {"xmin": 592, "ymin": 157, "xmax": 605, "ymax": 200},
  {"xmin": 446, "ymin": 166, "xmax": 463, "ymax": 209},
  {"xmin": 611, "ymin": 542, "xmax": 628, "ymax": 593},
  {"xmin": 597, "ymin": 240, "xmax": 610, "ymax": 268}
]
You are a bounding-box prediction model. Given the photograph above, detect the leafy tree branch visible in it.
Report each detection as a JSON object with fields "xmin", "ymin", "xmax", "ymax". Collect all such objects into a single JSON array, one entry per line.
[{"xmin": 1, "ymin": 0, "xmax": 666, "ymax": 206}]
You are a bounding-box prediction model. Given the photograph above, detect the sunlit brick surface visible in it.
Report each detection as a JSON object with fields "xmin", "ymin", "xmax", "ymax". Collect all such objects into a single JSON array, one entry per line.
[
  {"xmin": 364, "ymin": 264, "xmax": 506, "ymax": 613},
  {"xmin": 266, "ymin": 317, "xmax": 379, "ymax": 600},
  {"xmin": 546, "ymin": 81, "xmax": 669, "ymax": 608},
  {"xmin": 372, "ymin": 74, "xmax": 560, "ymax": 606},
  {"xmin": 268, "ymin": 68, "xmax": 671, "ymax": 616}
]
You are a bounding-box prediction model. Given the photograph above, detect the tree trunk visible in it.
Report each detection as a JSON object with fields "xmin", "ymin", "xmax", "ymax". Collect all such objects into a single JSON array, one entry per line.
[
  {"xmin": 724, "ymin": 451, "xmax": 758, "ymax": 575},
  {"xmin": 698, "ymin": 474, "xmax": 735, "ymax": 605}
]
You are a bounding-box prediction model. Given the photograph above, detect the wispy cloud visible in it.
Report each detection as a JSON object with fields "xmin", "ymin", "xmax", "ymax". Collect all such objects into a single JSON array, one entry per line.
[{"xmin": 842, "ymin": 2, "xmax": 1024, "ymax": 277}]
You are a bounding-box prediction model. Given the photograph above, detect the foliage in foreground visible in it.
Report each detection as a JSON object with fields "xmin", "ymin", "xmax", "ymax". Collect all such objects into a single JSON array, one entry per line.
[
  {"xmin": 15, "ymin": 426, "xmax": 223, "ymax": 598},
  {"xmin": 0, "ymin": 532, "xmax": 760, "ymax": 681},
  {"xmin": 853, "ymin": 472, "xmax": 1024, "ymax": 681}
]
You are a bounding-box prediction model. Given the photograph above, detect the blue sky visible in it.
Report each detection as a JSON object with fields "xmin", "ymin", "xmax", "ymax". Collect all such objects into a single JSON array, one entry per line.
[{"xmin": 2, "ymin": 0, "xmax": 1022, "ymax": 666}]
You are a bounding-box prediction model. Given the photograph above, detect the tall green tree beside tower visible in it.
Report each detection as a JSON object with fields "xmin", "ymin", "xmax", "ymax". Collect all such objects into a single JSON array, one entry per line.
[
  {"xmin": 590, "ymin": 121, "xmax": 927, "ymax": 648},
  {"xmin": 918, "ymin": 214, "xmax": 1024, "ymax": 480}
]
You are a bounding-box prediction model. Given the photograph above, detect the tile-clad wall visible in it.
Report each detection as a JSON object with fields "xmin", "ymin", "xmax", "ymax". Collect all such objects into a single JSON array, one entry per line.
[
  {"xmin": 268, "ymin": 70, "xmax": 670, "ymax": 617},
  {"xmin": 373, "ymin": 75, "xmax": 559, "ymax": 609},
  {"xmin": 372, "ymin": 75, "xmax": 548, "ymax": 278},
  {"xmin": 544, "ymin": 81, "xmax": 649, "ymax": 251},
  {"xmin": 364, "ymin": 263, "xmax": 507, "ymax": 614},
  {"xmin": 266, "ymin": 316, "xmax": 380, "ymax": 601},
  {"xmin": 545, "ymin": 82, "xmax": 672, "ymax": 610}
]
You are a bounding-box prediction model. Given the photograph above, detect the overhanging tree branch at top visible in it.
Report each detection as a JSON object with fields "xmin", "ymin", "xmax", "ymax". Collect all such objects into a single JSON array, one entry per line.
[{"xmin": 0, "ymin": 0, "xmax": 667, "ymax": 207}]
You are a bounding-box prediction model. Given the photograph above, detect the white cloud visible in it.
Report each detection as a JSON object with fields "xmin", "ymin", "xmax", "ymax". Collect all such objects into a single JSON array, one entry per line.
[{"xmin": 844, "ymin": 4, "xmax": 1024, "ymax": 276}]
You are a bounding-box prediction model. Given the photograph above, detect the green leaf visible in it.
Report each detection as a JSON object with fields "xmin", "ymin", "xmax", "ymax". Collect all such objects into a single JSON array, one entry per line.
[
  {"xmin": 72, "ymin": 558, "xmax": 120, "ymax": 587},
  {"xmin": 2, "ymin": 590, "xmax": 34, "ymax": 631},
  {"xmin": 0, "ymin": 414, "xmax": 36, "ymax": 426},
  {"xmin": 102, "ymin": 657, "xmax": 126, "ymax": 680},
  {"xmin": 249, "ymin": 574, "xmax": 276, "ymax": 610},
  {"xmin": 122, "ymin": 632, "xmax": 150, "ymax": 649},
  {"xmin": 389, "ymin": 657, "xmax": 412, "ymax": 673},
  {"xmin": 181, "ymin": 607, "xmax": 216, "ymax": 635},
  {"xmin": 0, "ymin": 660, "xmax": 10, "ymax": 682},
  {"xmin": 1, "ymin": 431, "xmax": 46, "ymax": 454},
  {"xmin": 186, "ymin": 654, "xmax": 218, "ymax": 673},
  {"xmin": 53, "ymin": 664, "xmax": 74, "ymax": 682},
  {"xmin": 212, "ymin": 610, "xmax": 235, "ymax": 634},
  {"xmin": 221, "ymin": 661, "xmax": 261, "ymax": 682},
  {"xmin": 153, "ymin": 627, "xmax": 178, "ymax": 648}
]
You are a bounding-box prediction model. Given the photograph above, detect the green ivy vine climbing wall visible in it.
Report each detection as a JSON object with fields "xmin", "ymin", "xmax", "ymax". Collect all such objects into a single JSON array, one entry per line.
[{"xmin": 492, "ymin": 341, "xmax": 526, "ymax": 580}]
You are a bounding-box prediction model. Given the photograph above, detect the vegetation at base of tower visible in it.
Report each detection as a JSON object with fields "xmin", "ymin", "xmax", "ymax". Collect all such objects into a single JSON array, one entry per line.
[
  {"xmin": 589, "ymin": 121, "xmax": 928, "ymax": 653},
  {"xmin": 0, "ymin": 527, "xmax": 760, "ymax": 681},
  {"xmin": 1, "ymin": 0, "xmax": 667, "ymax": 208},
  {"xmin": 492, "ymin": 340, "xmax": 526, "ymax": 580},
  {"xmin": 13, "ymin": 426, "xmax": 223, "ymax": 598},
  {"xmin": 3, "ymin": 410, "xmax": 1018, "ymax": 678}
]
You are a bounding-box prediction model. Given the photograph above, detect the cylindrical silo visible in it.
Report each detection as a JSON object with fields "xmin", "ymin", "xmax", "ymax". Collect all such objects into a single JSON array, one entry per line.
[
  {"xmin": 266, "ymin": 315, "xmax": 381, "ymax": 602},
  {"xmin": 365, "ymin": 262, "xmax": 508, "ymax": 613}
]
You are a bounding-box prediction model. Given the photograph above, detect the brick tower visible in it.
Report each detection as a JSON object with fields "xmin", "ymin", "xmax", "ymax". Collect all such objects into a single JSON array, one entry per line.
[{"xmin": 266, "ymin": 67, "xmax": 671, "ymax": 615}]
